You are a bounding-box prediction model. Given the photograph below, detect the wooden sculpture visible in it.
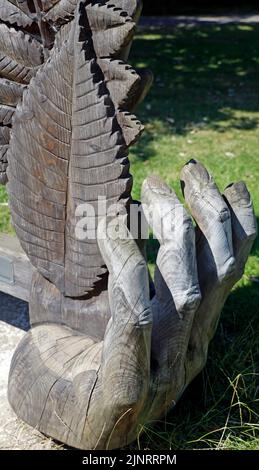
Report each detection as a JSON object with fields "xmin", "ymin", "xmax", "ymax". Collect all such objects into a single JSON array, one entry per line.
[{"xmin": 0, "ymin": 0, "xmax": 257, "ymax": 450}]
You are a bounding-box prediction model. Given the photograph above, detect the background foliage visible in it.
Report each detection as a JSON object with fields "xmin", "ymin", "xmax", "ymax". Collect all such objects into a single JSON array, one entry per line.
[
  {"xmin": 129, "ymin": 22, "xmax": 259, "ymax": 450},
  {"xmin": 143, "ymin": 1, "xmax": 259, "ymax": 15}
]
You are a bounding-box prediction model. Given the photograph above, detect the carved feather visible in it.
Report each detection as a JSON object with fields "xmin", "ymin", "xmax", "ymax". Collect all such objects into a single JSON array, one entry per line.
[
  {"xmin": 44, "ymin": 0, "xmax": 80, "ymax": 23},
  {"xmin": 0, "ymin": 0, "xmax": 34, "ymax": 27},
  {"xmin": 0, "ymin": 23, "xmax": 43, "ymax": 84},
  {"xmin": 117, "ymin": 110, "xmax": 144, "ymax": 146},
  {"xmin": 0, "ymin": 144, "xmax": 8, "ymax": 184},
  {"xmin": 0, "ymin": 126, "xmax": 10, "ymax": 144},
  {"xmin": 0, "ymin": 104, "xmax": 15, "ymax": 125},
  {"xmin": 106, "ymin": 0, "xmax": 143, "ymax": 20},
  {"xmin": 46, "ymin": 1, "xmax": 135, "ymax": 58},
  {"xmin": 43, "ymin": 0, "xmax": 142, "ymax": 23},
  {"xmin": 86, "ymin": 2, "xmax": 135, "ymax": 58},
  {"xmin": 7, "ymin": 4, "xmax": 133, "ymax": 297},
  {"xmin": 98, "ymin": 58, "xmax": 140, "ymax": 109},
  {"xmin": 54, "ymin": 5, "xmax": 134, "ymax": 57},
  {"xmin": 8, "ymin": 0, "xmax": 32, "ymax": 14},
  {"xmin": 41, "ymin": 0, "xmax": 60, "ymax": 11},
  {"xmin": 0, "ymin": 77, "xmax": 25, "ymax": 185},
  {"xmin": 0, "ymin": 78, "xmax": 25, "ymax": 106}
]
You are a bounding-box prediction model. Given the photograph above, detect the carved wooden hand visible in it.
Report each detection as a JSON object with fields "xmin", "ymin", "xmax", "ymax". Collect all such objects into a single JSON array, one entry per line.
[
  {"xmin": 140, "ymin": 161, "xmax": 257, "ymax": 417},
  {"xmin": 8, "ymin": 160, "xmax": 256, "ymax": 449}
]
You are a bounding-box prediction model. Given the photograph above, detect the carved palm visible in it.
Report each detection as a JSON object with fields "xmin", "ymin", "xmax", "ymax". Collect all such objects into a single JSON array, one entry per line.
[{"xmin": 1, "ymin": 0, "xmax": 256, "ymax": 450}]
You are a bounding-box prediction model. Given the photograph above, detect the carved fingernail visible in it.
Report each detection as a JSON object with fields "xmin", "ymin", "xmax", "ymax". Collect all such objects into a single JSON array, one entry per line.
[
  {"xmin": 143, "ymin": 175, "xmax": 172, "ymax": 196},
  {"xmin": 182, "ymin": 159, "xmax": 210, "ymax": 183},
  {"xmin": 224, "ymin": 181, "xmax": 251, "ymax": 206}
]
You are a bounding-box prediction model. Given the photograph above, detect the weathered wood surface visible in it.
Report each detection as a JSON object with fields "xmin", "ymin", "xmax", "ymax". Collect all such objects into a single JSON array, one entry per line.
[
  {"xmin": 0, "ymin": 79, "xmax": 25, "ymax": 107},
  {"xmin": 7, "ymin": 8, "xmax": 133, "ymax": 296},
  {"xmin": 0, "ymin": 1, "xmax": 147, "ymax": 188},
  {"xmin": 0, "ymin": 0, "xmax": 256, "ymax": 451},
  {"xmin": 0, "ymin": 17, "xmax": 43, "ymax": 183},
  {"xmin": 0, "ymin": 233, "xmax": 110, "ymax": 336},
  {"xmin": 0, "ymin": 0, "xmax": 34, "ymax": 28},
  {"xmin": 0, "ymin": 145, "xmax": 8, "ymax": 185},
  {"xmin": 4, "ymin": 0, "xmax": 151, "ymax": 298},
  {"xmin": 0, "ymin": 234, "xmax": 34, "ymax": 302},
  {"xmin": 0, "ymin": 78, "xmax": 25, "ymax": 184},
  {"xmin": 7, "ymin": 161, "xmax": 257, "ymax": 449},
  {"xmin": 44, "ymin": 0, "xmax": 142, "ymax": 28},
  {"xmin": 0, "ymin": 23, "xmax": 43, "ymax": 84},
  {"xmin": 29, "ymin": 271, "xmax": 111, "ymax": 339}
]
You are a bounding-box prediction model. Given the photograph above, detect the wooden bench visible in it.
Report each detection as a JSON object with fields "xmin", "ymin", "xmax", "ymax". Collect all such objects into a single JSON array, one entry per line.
[{"xmin": 0, "ymin": 234, "xmax": 33, "ymax": 302}]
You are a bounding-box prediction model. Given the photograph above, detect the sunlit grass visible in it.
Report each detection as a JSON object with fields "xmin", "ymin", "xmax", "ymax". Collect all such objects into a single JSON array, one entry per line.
[
  {"xmin": 0, "ymin": 186, "xmax": 13, "ymax": 234},
  {"xmin": 128, "ymin": 23, "xmax": 259, "ymax": 451}
]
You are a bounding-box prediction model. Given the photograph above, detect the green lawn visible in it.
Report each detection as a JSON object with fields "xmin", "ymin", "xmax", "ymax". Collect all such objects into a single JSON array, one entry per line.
[
  {"xmin": 0, "ymin": 23, "xmax": 258, "ymax": 450},
  {"xmin": 128, "ymin": 23, "xmax": 259, "ymax": 450}
]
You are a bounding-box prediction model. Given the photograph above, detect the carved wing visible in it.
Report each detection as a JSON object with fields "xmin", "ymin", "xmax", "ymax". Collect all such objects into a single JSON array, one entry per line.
[
  {"xmin": 0, "ymin": 23, "xmax": 43, "ymax": 83},
  {"xmin": 0, "ymin": 0, "xmax": 34, "ymax": 27},
  {"xmin": 7, "ymin": 2, "xmax": 144, "ymax": 297},
  {"xmin": 0, "ymin": 1, "xmax": 147, "ymax": 187},
  {"xmin": 43, "ymin": 0, "xmax": 142, "ymax": 26},
  {"xmin": 0, "ymin": 1, "xmax": 44, "ymax": 185},
  {"xmin": 0, "ymin": 78, "xmax": 25, "ymax": 183}
]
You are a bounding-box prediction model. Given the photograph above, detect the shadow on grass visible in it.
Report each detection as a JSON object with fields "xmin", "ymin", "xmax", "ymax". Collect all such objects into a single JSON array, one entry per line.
[
  {"xmin": 251, "ymin": 217, "xmax": 259, "ymax": 256},
  {"xmin": 133, "ymin": 279, "xmax": 259, "ymax": 450},
  {"xmin": 130, "ymin": 23, "xmax": 259, "ymax": 161}
]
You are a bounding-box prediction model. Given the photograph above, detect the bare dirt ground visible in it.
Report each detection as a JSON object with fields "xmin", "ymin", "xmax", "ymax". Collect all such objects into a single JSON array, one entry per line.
[{"xmin": 0, "ymin": 293, "xmax": 62, "ymax": 450}]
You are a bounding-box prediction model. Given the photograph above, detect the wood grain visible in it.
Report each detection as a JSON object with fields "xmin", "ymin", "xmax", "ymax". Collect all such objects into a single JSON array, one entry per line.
[
  {"xmin": 0, "ymin": 23, "xmax": 43, "ymax": 84},
  {"xmin": 0, "ymin": 144, "xmax": 8, "ymax": 184},
  {"xmin": 3, "ymin": 0, "xmax": 255, "ymax": 453},
  {"xmin": 0, "ymin": 0, "xmax": 34, "ymax": 27},
  {"xmin": 7, "ymin": 3, "xmax": 140, "ymax": 298},
  {"xmin": 0, "ymin": 78, "xmax": 25, "ymax": 107}
]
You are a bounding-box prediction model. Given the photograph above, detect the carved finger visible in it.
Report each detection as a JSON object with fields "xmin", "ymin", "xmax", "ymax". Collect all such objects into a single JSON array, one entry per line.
[
  {"xmin": 224, "ymin": 181, "xmax": 257, "ymax": 279},
  {"xmin": 181, "ymin": 159, "xmax": 236, "ymax": 284},
  {"xmin": 97, "ymin": 216, "xmax": 152, "ymax": 446},
  {"xmin": 141, "ymin": 175, "xmax": 201, "ymax": 315},
  {"xmin": 184, "ymin": 178, "xmax": 256, "ymax": 386},
  {"xmin": 140, "ymin": 176, "xmax": 201, "ymax": 413}
]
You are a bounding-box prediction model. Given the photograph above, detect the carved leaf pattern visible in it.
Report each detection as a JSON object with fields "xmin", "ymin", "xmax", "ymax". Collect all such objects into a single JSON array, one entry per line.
[
  {"xmin": 0, "ymin": 0, "xmax": 144, "ymax": 187},
  {"xmin": 0, "ymin": 78, "xmax": 25, "ymax": 106},
  {"xmin": 0, "ymin": 23, "xmax": 43, "ymax": 84},
  {"xmin": 0, "ymin": 0, "xmax": 34, "ymax": 27},
  {"xmin": 7, "ymin": 4, "xmax": 133, "ymax": 296},
  {"xmin": 0, "ymin": 144, "xmax": 8, "ymax": 184}
]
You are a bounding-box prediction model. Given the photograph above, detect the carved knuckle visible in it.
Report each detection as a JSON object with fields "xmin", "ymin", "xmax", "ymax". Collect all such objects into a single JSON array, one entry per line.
[
  {"xmin": 182, "ymin": 215, "xmax": 194, "ymax": 232},
  {"xmin": 217, "ymin": 206, "xmax": 231, "ymax": 224},
  {"xmin": 217, "ymin": 256, "xmax": 236, "ymax": 283},
  {"xmin": 176, "ymin": 288, "xmax": 201, "ymax": 315}
]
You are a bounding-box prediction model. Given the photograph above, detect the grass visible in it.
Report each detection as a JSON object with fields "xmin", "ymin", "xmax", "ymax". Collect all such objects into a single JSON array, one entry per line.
[
  {"xmin": 0, "ymin": 23, "xmax": 258, "ymax": 450},
  {"xmin": 0, "ymin": 187, "xmax": 11, "ymax": 234},
  {"xmin": 129, "ymin": 23, "xmax": 259, "ymax": 451}
]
